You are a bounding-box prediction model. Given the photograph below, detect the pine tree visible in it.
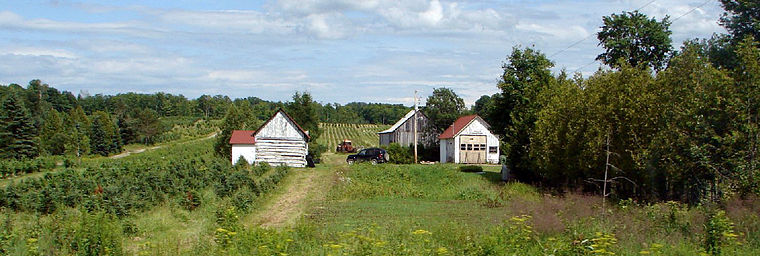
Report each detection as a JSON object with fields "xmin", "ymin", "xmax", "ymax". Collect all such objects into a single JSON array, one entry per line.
[
  {"xmin": 0, "ymin": 92, "xmax": 39, "ymax": 159},
  {"xmin": 90, "ymin": 111, "xmax": 122, "ymax": 156},
  {"xmin": 66, "ymin": 106, "xmax": 90, "ymax": 157},
  {"xmin": 40, "ymin": 108, "xmax": 66, "ymax": 155},
  {"xmin": 215, "ymin": 105, "xmax": 245, "ymax": 159}
]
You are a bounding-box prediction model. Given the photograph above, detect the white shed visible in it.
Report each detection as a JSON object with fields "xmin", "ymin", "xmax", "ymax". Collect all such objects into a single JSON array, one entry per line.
[
  {"xmin": 438, "ymin": 115, "xmax": 499, "ymax": 164},
  {"xmin": 230, "ymin": 109, "xmax": 310, "ymax": 167}
]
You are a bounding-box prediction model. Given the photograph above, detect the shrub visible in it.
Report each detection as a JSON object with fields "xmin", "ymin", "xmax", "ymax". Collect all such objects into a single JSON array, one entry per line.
[
  {"xmin": 233, "ymin": 156, "xmax": 249, "ymax": 170},
  {"xmin": 308, "ymin": 142, "xmax": 328, "ymax": 162},
  {"xmin": 381, "ymin": 143, "xmax": 413, "ymax": 164},
  {"xmin": 704, "ymin": 209, "xmax": 739, "ymax": 255},
  {"xmin": 180, "ymin": 190, "xmax": 201, "ymax": 211},
  {"xmin": 459, "ymin": 165, "xmax": 483, "ymax": 172},
  {"xmin": 71, "ymin": 211, "xmax": 124, "ymax": 256},
  {"xmin": 231, "ymin": 188, "xmax": 256, "ymax": 213}
]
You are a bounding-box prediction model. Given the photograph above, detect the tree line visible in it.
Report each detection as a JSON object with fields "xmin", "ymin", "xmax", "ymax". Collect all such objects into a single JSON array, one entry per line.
[
  {"xmin": 466, "ymin": 2, "xmax": 759, "ymax": 204},
  {"xmin": 385, "ymin": 2, "xmax": 759, "ymax": 204},
  {"xmin": 0, "ymin": 80, "xmax": 410, "ymax": 161}
]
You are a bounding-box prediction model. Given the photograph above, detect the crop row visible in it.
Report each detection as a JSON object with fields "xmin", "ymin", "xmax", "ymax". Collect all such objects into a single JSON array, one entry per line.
[
  {"xmin": 318, "ymin": 123, "xmax": 389, "ymax": 152},
  {"xmin": 0, "ymin": 139, "xmax": 289, "ymax": 217},
  {"xmin": 0, "ymin": 156, "xmax": 65, "ymax": 179}
]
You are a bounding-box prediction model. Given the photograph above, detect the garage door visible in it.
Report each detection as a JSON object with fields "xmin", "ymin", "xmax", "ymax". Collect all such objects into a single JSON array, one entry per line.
[{"xmin": 459, "ymin": 135, "xmax": 486, "ymax": 164}]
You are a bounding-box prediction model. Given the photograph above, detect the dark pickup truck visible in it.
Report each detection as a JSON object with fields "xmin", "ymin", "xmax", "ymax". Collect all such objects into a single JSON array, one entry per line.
[{"xmin": 346, "ymin": 148, "xmax": 389, "ymax": 165}]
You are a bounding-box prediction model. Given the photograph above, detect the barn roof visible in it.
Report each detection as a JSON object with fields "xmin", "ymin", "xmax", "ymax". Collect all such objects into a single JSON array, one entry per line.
[
  {"xmin": 438, "ymin": 114, "xmax": 481, "ymax": 139},
  {"xmin": 229, "ymin": 130, "xmax": 256, "ymax": 144},
  {"xmin": 378, "ymin": 109, "xmax": 425, "ymax": 134},
  {"xmin": 253, "ymin": 108, "xmax": 311, "ymax": 141}
]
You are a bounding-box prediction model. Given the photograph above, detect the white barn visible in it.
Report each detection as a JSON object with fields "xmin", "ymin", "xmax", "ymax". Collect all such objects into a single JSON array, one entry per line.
[
  {"xmin": 230, "ymin": 109, "xmax": 310, "ymax": 167},
  {"xmin": 439, "ymin": 115, "xmax": 499, "ymax": 164}
]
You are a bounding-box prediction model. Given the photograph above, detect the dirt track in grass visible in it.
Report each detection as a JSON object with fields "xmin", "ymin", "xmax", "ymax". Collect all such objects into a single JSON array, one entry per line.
[{"xmin": 251, "ymin": 152, "xmax": 344, "ymax": 228}]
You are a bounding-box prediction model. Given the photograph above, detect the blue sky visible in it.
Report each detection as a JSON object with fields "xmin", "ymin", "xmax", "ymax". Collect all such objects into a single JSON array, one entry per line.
[{"xmin": 0, "ymin": 0, "xmax": 725, "ymax": 106}]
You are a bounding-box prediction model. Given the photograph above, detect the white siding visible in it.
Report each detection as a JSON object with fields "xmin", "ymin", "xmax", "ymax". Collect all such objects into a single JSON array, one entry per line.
[
  {"xmin": 253, "ymin": 111, "xmax": 309, "ymax": 167},
  {"xmin": 254, "ymin": 139, "xmax": 307, "ymax": 167},
  {"xmin": 231, "ymin": 144, "xmax": 256, "ymax": 165},
  {"xmin": 257, "ymin": 112, "xmax": 304, "ymax": 139},
  {"xmin": 445, "ymin": 118, "xmax": 500, "ymax": 164}
]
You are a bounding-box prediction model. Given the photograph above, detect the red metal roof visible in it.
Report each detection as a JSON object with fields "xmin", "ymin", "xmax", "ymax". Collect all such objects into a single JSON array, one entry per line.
[
  {"xmin": 438, "ymin": 114, "xmax": 479, "ymax": 139},
  {"xmin": 229, "ymin": 130, "xmax": 256, "ymax": 144}
]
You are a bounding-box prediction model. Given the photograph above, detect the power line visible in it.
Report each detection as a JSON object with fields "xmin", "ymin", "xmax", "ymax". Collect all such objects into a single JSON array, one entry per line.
[
  {"xmin": 671, "ymin": 0, "xmax": 714, "ymax": 22},
  {"xmin": 548, "ymin": 0, "xmax": 657, "ymax": 59},
  {"xmin": 569, "ymin": 0, "xmax": 716, "ymax": 74}
]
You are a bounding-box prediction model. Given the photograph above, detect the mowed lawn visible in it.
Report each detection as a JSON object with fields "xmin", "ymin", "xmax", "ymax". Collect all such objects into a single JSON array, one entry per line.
[{"xmin": 307, "ymin": 161, "xmax": 512, "ymax": 233}]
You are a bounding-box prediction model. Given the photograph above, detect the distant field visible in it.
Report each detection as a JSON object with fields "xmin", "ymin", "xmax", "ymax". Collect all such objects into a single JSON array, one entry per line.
[{"xmin": 317, "ymin": 123, "xmax": 390, "ymax": 152}]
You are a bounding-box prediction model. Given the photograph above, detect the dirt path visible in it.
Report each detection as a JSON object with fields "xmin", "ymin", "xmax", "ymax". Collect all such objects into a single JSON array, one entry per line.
[
  {"xmin": 250, "ymin": 153, "xmax": 345, "ymax": 228},
  {"xmin": 110, "ymin": 132, "xmax": 217, "ymax": 159}
]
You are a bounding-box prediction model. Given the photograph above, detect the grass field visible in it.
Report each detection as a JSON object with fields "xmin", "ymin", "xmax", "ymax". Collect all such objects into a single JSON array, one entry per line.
[
  {"xmin": 317, "ymin": 123, "xmax": 390, "ymax": 152},
  {"xmin": 2, "ymin": 124, "xmax": 759, "ymax": 255}
]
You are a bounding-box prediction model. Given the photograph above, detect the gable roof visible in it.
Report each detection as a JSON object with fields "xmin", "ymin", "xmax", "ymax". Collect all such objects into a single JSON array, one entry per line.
[
  {"xmin": 252, "ymin": 108, "xmax": 311, "ymax": 141},
  {"xmin": 229, "ymin": 130, "xmax": 256, "ymax": 144},
  {"xmin": 438, "ymin": 114, "xmax": 482, "ymax": 139},
  {"xmin": 378, "ymin": 109, "xmax": 426, "ymax": 134}
]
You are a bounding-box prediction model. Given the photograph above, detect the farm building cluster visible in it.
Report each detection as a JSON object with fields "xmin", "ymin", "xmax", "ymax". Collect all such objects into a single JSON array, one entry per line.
[{"xmin": 230, "ymin": 108, "xmax": 499, "ymax": 167}]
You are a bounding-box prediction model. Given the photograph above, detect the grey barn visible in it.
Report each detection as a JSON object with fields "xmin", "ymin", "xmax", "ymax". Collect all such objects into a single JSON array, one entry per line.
[{"xmin": 378, "ymin": 109, "xmax": 434, "ymax": 147}]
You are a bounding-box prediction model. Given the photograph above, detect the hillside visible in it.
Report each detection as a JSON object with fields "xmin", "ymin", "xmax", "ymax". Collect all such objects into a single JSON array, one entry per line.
[{"xmin": 317, "ymin": 123, "xmax": 390, "ymax": 152}]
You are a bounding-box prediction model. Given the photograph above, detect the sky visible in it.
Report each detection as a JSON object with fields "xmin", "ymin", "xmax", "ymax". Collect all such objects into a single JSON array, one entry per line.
[{"xmin": 0, "ymin": 0, "xmax": 726, "ymax": 106}]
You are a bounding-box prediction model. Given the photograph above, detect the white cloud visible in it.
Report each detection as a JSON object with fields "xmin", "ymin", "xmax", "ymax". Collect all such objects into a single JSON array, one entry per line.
[
  {"xmin": 0, "ymin": 11, "xmax": 157, "ymax": 36},
  {"xmin": 5, "ymin": 47, "xmax": 77, "ymax": 58},
  {"xmin": 0, "ymin": 0, "xmax": 728, "ymax": 104}
]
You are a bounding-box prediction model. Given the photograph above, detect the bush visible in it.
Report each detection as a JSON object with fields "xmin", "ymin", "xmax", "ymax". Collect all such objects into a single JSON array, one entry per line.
[
  {"xmin": 180, "ymin": 190, "xmax": 201, "ymax": 211},
  {"xmin": 704, "ymin": 209, "xmax": 739, "ymax": 255},
  {"xmin": 381, "ymin": 143, "xmax": 413, "ymax": 164},
  {"xmin": 308, "ymin": 142, "xmax": 327, "ymax": 163},
  {"xmin": 459, "ymin": 165, "xmax": 483, "ymax": 172},
  {"xmin": 71, "ymin": 211, "xmax": 124, "ymax": 256}
]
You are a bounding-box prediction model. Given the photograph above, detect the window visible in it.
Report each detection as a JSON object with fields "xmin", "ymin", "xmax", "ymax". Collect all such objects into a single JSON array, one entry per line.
[
  {"xmin": 489, "ymin": 146, "xmax": 497, "ymax": 153},
  {"xmin": 481, "ymin": 144, "xmax": 487, "ymax": 150},
  {"xmin": 460, "ymin": 144, "xmax": 466, "ymax": 150},
  {"xmin": 467, "ymin": 144, "xmax": 473, "ymax": 150}
]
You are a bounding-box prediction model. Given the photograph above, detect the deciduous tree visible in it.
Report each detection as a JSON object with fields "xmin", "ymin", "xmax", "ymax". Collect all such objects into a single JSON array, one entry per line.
[
  {"xmin": 597, "ymin": 11, "xmax": 672, "ymax": 70},
  {"xmin": 424, "ymin": 87, "xmax": 465, "ymax": 133}
]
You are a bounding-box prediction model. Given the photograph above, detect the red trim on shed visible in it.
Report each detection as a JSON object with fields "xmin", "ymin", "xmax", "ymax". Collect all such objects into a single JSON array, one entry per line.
[{"xmin": 229, "ymin": 130, "xmax": 256, "ymax": 144}]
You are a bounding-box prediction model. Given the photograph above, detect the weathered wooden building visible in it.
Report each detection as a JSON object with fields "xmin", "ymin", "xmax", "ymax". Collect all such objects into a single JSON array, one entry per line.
[
  {"xmin": 439, "ymin": 115, "xmax": 499, "ymax": 164},
  {"xmin": 378, "ymin": 109, "xmax": 434, "ymax": 146},
  {"xmin": 230, "ymin": 109, "xmax": 310, "ymax": 167}
]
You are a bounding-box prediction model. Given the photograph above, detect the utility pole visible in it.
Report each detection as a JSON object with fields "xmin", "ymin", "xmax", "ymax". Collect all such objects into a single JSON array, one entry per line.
[{"xmin": 414, "ymin": 90, "xmax": 419, "ymax": 164}]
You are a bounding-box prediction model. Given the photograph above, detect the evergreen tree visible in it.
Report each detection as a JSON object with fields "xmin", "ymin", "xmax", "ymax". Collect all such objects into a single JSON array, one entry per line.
[
  {"xmin": 40, "ymin": 108, "xmax": 66, "ymax": 155},
  {"xmin": 64, "ymin": 108, "xmax": 90, "ymax": 157},
  {"xmin": 215, "ymin": 105, "xmax": 245, "ymax": 159},
  {"xmin": 286, "ymin": 92, "xmax": 321, "ymax": 140},
  {"xmin": 0, "ymin": 92, "xmax": 39, "ymax": 159},
  {"xmin": 89, "ymin": 111, "xmax": 121, "ymax": 156}
]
